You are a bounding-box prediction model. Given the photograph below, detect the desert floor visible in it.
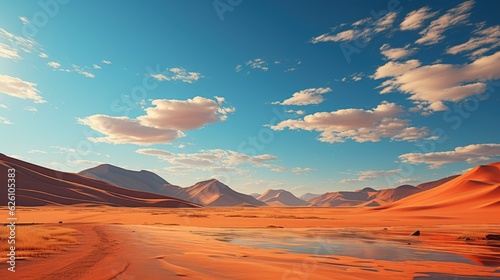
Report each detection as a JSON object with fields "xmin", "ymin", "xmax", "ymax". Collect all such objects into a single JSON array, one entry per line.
[{"xmin": 1, "ymin": 206, "xmax": 499, "ymax": 279}]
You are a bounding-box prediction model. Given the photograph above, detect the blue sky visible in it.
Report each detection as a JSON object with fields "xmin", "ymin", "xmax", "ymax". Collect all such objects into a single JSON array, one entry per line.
[{"xmin": 1, "ymin": 0, "xmax": 499, "ymax": 196}]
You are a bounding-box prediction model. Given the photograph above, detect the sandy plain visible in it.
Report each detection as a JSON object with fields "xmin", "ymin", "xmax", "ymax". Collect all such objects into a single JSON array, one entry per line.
[{"xmin": 0, "ymin": 206, "xmax": 499, "ymax": 280}]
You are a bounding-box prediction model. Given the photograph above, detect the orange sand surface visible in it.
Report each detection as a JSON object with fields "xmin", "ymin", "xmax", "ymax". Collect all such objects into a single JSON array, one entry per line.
[{"xmin": 0, "ymin": 206, "xmax": 499, "ymax": 279}]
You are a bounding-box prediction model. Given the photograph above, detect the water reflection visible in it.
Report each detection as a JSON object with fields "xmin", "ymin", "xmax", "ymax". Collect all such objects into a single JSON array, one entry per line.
[{"xmin": 227, "ymin": 237, "xmax": 477, "ymax": 265}]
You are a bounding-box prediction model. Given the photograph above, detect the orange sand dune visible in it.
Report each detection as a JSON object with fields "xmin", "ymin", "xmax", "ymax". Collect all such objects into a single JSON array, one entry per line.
[
  {"xmin": 257, "ymin": 189, "xmax": 309, "ymax": 206},
  {"xmin": 310, "ymin": 176, "xmax": 460, "ymax": 207},
  {"xmin": 379, "ymin": 162, "xmax": 500, "ymax": 212},
  {"xmin": 183, "ymin": 179, "xmax": 266, "ymax": 206},
  {"xmin": 0, "ymin": 153, "xmax": 199, "ymax": 208}
]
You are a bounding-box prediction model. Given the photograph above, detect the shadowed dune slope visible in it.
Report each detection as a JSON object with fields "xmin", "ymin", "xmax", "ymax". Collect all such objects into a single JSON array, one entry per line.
[
  {"xmin": 309, "ymin": 176, "xmax": 460, "ymax": 207},
  {"xmin": 79, "ymin": 164, "xmax": 186, "ymax": 198},
  {"xmin": 0, "ymin": 154, "xmax": 199, "ymax": 208},
  {"xmin": 379, "ymin": 162, "xmax": 500, "ymax": 211},
  {"xmin": 185, "ymin": 179, "xmax": 266, "ymax": 206},
  {"xmin": 257, "ymin": 189, "xmax": 309, "ymax": 206}
]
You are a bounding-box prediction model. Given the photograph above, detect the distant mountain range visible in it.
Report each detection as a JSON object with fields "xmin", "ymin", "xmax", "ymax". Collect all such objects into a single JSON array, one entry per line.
[
  {"xmin": 308, "ymin": 177, "xmax": 458, "ymax": 207},
  {"xmin": 0, "ymin": 154, "xmax": 198, "ymax": 208},
  {"xmin": 2, "ymin": 153, "xmax": 498, "ymax": 211},
  {"xmin": 79, "ymin": 164, "xmax": 264, "ymax": 207},
  {"xmin": 256, "ymin": 189, "xmax": 308, "ymax": 206}
]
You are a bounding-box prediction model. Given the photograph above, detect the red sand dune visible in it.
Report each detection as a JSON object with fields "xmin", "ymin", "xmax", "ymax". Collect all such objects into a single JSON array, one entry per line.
[
  {"xmin": 309, "ymin": 176, "xmax": 459, "ymax": 207},
  {"xmin": 80, "ymin": 164, "xmax": 265, "ymax": 207},
  {"xmin": 379, "ymin": 162, "xmax": 500, "ymax": 212},
  {"xmin": 184, "ymin": 179, "xmax": 266, "ymax": 206},
  {"xmin": 0, "ymin": 154, "xmax": 199, "ymax": 208},
  {"xmin": 257, "ymin": 189, "xmax": 309, "ymax": 206}
]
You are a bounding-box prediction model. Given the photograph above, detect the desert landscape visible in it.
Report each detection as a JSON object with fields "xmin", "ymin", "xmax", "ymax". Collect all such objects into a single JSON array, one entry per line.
[
  {"xmin": 0, "ymin": 154, "xmax": 499, "ymax": 279},
  {"xmin": 2, "ymin": 1, "xmax": 500, "ymax": 279}
]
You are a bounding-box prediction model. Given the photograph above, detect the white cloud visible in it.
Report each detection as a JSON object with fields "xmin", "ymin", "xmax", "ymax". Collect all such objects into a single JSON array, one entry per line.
[
  {"xmin": 373, "ymin": 59, "xmax": 421, "ymax": 79},
  {"xmin": 137, "ymin": 96, "xmax": 234, "ymax": 130},
  {"xmin": 0, "ymin": 116, "xmax": 13, "ymax": 125},
  {"xmin": 151, "ymin": 73, "xmax": 168, "ymax": 81},
  {"xmin": 235, "ymin": 64, "xmax": 242, "ymax": 72},
  {"xmin": 312, "ymin": 30, "xmax": 356, "ymax": 43},
  {"xmin": 246, "ymin": 58, "xmax": 268, "ymax": 71},
  {"xmin": 373, "ymin": 51, "xmax": 500, "ymax": 112},
  {"xmin": 0, "ymin": 43, "xmax": 21, "ymax": 60},
  {"xmin": 150, "ymin": 67, "xmax": 203, "ymax": 83},
  {"xmin": 48, "ymin": 61, "xmax": 60, "ymax": 69},
  {"xmin": 399, "ymin": 143, "xmax": 500, "ymax": 168},
  {"xmin": 71, "ymin": 159, "xmax": 106, "ymax": 166},
  {"xmin": 341, "ymin": 169, "xmax": 400, "ymax": 183},
  {"xmin": 447, "ymin": 25, "xmax": 500, "ymax": 58},
  {"xmin": 24, "ymin": 106, "xmax": 38, "ymax": 112},
  {"xmin": 400, "ymin": 6, "xmax": 437, "ymax": 31},
  {"xmin": 0, "ymin": 104, "xmax": 7, "ymax": 109},
  {"xmin": 28, "ymin": 149, "xmax": 47, "ymax": 154},
  {"xmin": 93, "ymin": 64, "xmax": 101, "ymax": 69},
  {"xmin": 137, "ymin": 148, "xmax": 280, "ymax": 174},
  {"xmin": 18, "ymin": 16, "xmax": 30, "ymax": 24},
  {"xmin": 375, "ymin": 12, "xmax": 397, "ymax": 32},
  {"xmin": 39, "ymin": 53, "xmax": 48, "ymax": 58},
  {"xmin": 380, "ymin": 44, "xmax": 417, "ymax": 60},
  {"xmin": 0, "ymin": 74, "xmax": 45, "ymax": 103},
  {"xmin": 311, "ymin": 12, "xmax": 397, "ymax": 44},
  {"xmin": 271, "ymin": 101, "xmax": 429, "ymax": 143},
  {"xmin": 416, "ymin": 0, "xmax": 474, "ymax": 45},
  {"xmin": 102, "ymin": 60, "xmax": 112, "ymax": 64},
  {"xmin": 292, "ymin": 167, "xmax": 313, "ymax": 174},
  {"xmin": 77, "ymin": 115, "xmax": 184, "ymax": 145},
  {"xmin": 72, "ymin": 64, "xmax": 95, "ymax": 78},
  {"xmin": 286, "ymin": 109, "xmax": 305, "ymax": 115},
  {"xmin": 79, "ymin": 96, "xmax": 234, "ymax": 145},
  {"xmin": 0, "ymin": 28, "xmax": 38, "ymax": 59},
  {"xmin": 272, "ymin": 87, "xmax": 332, "ymax": 106}
]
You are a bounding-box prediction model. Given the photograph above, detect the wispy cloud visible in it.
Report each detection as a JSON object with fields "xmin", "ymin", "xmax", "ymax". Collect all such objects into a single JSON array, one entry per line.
[
  {"xmin": 447, "ymin": 25, "xmax": 500, "ymax": 58},
  {"xmin": 0, "ymin": 43, "xmax": 21, "ymax": 60},
  {"xmin": 311, "ymin": 12, "xmax": 397, "ymax": 44},
  {"xmin": 416, "ymin": 0, "xmax": 474, "ymax": 45},
  {"xmin": 47, "ymin": 61, "xmax": 61, "ymax": 69},
  {"xmin": 24, "ymin": 106, "xmax": 38, "ymax": 112},
  {"xmin": 235, "ymin": 58, "xmax": 269, "ymax": 74},
  {"xmin": 150, "ymin": 67, "xmax": 203, "ymax": 83},
  {"xmin": 102, "ymin": 60, "xmax": 112, "ymax": 64},
  {"xmin": 272, "ymin": 87, "xmax": 332, "ymax": 106},
  {"xmin": 18, "ymin": 16, "xmax": 30, "ymax": 25},
  {"xmin": 380, "ymin": 44, "xmax": 417, "ymax": 60},
  {"xmin": 72, "ymin": 64, "xmax": 95, "ymax": 78},
  {"xmin": 341, "ymin": 169, "xmax": 400, "ymax": 183},
  {"xmin": 400, "ymin": 6, "xmax": 437, "ymax": 31},
  {"xmin": 0, "ymin": 28, "xmax": 38, "ymax": 60},
  {"xmin": 0, "ymin": 74, "xmax": 45, "ymax": 103},
  {"xmin": 0, "ymin": 116, "xmax": 13, "ymax": 125},
  {"xmin": 28, "ymin": 149, "xmax": 47, "ymax": 154},
  {"xmin": 137, "ymin": 148, "xmax": 281, "ymax": 175},
  {"xmin": 246, "ymin": 58, "xmax": 268, "ymax": 71},
  {"xmin": 399, "ymin": 143, "xmax": 500, "ymax": 168},
  {"xmin": 373, "ymin": 51, "xmax": 500, "ymax": 114}
]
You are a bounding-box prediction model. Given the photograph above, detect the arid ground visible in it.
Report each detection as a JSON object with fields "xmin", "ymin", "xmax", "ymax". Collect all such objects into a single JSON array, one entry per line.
[{"xmin": 1, "ymin": 206, "xmax": 499, "ymax": 280}]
